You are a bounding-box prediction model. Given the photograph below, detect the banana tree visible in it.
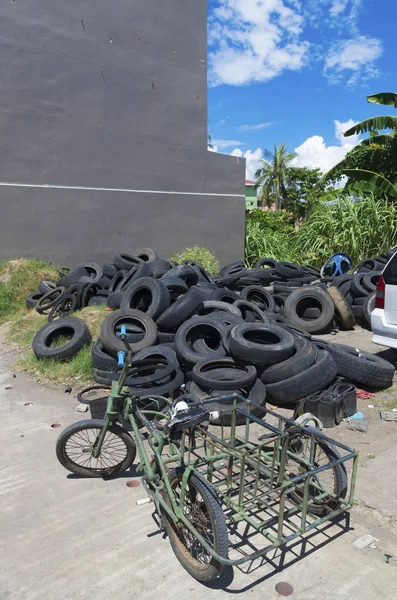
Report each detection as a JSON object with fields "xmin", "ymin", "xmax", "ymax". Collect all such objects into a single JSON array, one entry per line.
[
  {"xmin": 344, "ymin": 92, "xmax": 397, "ymax": 144},
  {"xmin": 323, "ymin": 92, "xmax": 397, "ymax": 195},
  {"xmin": 343, "ymin": 169, "xmax": 397, "ymax": 200}
]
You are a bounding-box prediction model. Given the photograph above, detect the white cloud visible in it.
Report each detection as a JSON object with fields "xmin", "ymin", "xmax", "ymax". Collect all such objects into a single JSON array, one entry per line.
[
  {"xmin": 230, "ymin": 147, "xmax": 263, "ymax": 181},
  {"xmin": 217, "ymin": 119, "xmax": 227, "ymax": 126},
  {"xmin": 212, "ymin": 139, "xmax": 243, "ymax": 150},
  {"xmin": 290, "ymin": 119, "xmax": 360, "ymax": 173},
  {"xmin": 324, "ymin": 36, "xmax": 383, "ymax": 87},
  {"xmin": 208, "ymin": 0, "xmax": 310, "ymax": 87},
  {"xmin": 208, "ymin": 1, "xmax": 383, "ymax": 88},
  {"xmin": 330, "ymin": 0, "xmax": 349, "ymax": 17},
  {"xmin": 238, "ymin": 122, "xmax": 273, "ymax": 131}
]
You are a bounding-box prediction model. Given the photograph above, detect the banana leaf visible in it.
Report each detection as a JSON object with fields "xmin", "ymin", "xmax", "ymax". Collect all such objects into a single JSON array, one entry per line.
[
  {"xmin": 360, "ymin": 133, "xmax": 394, "ymax": 146},
  {"xmin": 343, "ymin": 169, "xmax": 397, "ymax": 199},
  {"xmin": 367, "ymin": 92, "xmax": 397, "ymax": 108},
  {"xmin": 344, "ymin": 116, "xmax": 397, "ymax": 137}
]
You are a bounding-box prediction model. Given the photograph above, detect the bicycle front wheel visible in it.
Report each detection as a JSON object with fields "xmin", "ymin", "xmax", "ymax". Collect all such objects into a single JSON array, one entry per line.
[
  {"xmin": 56, "ymin": 419, "xmax": 136, "ymax": 478},
  {"xmin": 163, "ymin": 468, "xmax": 228, "ymax": 582}
]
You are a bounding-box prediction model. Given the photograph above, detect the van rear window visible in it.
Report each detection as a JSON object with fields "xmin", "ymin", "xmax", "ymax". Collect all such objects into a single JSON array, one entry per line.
[{"xmin": 383, "ymin": 253, "xmax": 397, "ymax": 284}]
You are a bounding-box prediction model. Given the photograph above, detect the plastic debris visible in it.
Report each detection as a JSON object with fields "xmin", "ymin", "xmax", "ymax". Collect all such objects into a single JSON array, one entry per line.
[
  {"xmin": 356, "ymin": 389, "xmax": 375, "ymax": 400},
  {"xmin": 347, "ymin": 416, "xmax": 369, "ymax": 433},
  {"xmin": 345, "ymin": 411, "xmax": 363, "ymax": 421},
  {"xmin": 367, "ymin": 404, "xmax": 374, "ymax": 409},
  {"xmin": 76, "ymin": 404, "xmax": 89, "ymax": 413},
  {"xmin": 353, "ymin": 534, "xmax": 378, "ymax": 549},
  {"xmin": 64, "ymin": 385, "xmax": 72, "ymax": 394}
]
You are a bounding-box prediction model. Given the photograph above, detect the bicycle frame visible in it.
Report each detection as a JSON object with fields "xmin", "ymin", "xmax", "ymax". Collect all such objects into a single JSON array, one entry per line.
[{"xmin": 89, "ymin": 356, "xmax": 358, "ymax": 568}]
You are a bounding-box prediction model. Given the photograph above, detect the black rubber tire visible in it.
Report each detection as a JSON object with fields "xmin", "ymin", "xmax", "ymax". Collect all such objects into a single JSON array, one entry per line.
[
  {"xmin": 240, "ymin": 286, "xmax": 276, "ymax": 312},
  {"xmin": 301, "ymin": 307, "xmax": 321, "ymax": 319},
  {"xmin": 350, "ymin": 273, "xmax": 368, "ymax": 299},
  {"xmin": 160, "ymin": 275, "xmax": 189, "ymax": 295},
  {"xmin": 255, "ymin": 257, "xmax": 277, "ymax": 269},
  {"xmin": 192, "ymin": 358, "xmax": 257, "ymax": 391},
  {"xmin": 353, "ymin": 296, "xmax": 367, "ymax": 306},
  {"xmin": 209, "ymin": 288, "xmax": 241, "ymax": 304},
  {"xmin": 32, "ymin": 317, "xmax": 92, "ymax": 359},
  {"xmin": 48, "ymin": 294, "xmax": 77, "ymax": 322},
  {"xmin": 286, "ymin": 428, "xmax": 348, "ymax": 516},
  {"xmin": 330, "ymin": 274, "xmax": 352, "ymax": 289},
  {"xmin": 92, "ymin": 341, "xmax": 119, "ymax": 370},
  {"xmin": 135, "ymin": 248, "xmax": 158, "ymax": 262},
  {"xmin": 38, "ymin": 280, "xmax": 57, "ymax": 295},
  {"xmin": 275, "ymin": 262, "xmax": 305, "ymax": 279},
  {"xmin": 156, "ymin": 288, "xmax": 203, "ymax": 332},
  {"xmin": 35, "ymin": 286, "xmax": 68, "ymax": 314},
  {"xmin": 163, "ymin": 468, "xmax": 228, "ymax": 582},
  {"xmin": 102, "ymin": 263, "xmax": 118, "ymax": 278},
  {"xmin": 56, "ymin": 419, "xmax": 136, "ymax": 478},
  {"xmin": 113, "ymin": 253, "xmax": 143, "ymax": 270},
  {"xmin": 57, "ymin": 266, "xmax": 88, "ymax": 288},
  {"xmin": 120, "ymin": 277, "xmax": 170, "ymax": 319},
  {"xmin": 325, "ymin": 342, "xmax": 395, "ymax": 388},
  {"xmin": 362, "ymin": 272, "xmax": 381, "ymax": 294},
  {"xmin": 93, "ymin": 369, "xmax": 112, "ymax": 385},
  {"xmin": 175, "ymin": 317, "xmax": 228, "ymax": 366},
  {"xmin": 362, "ymin": 292, "xmax": 376, "ymax": 329},
  {"xmin": 272, "ymin": 294, "xmax": 285, "ymax": 314},
  {"xmin": 134, "ymin": 344, "xmax": 179, "ymax": 367},
  {"xmin": 187, "ymin": 378, "xmax": 267, "ymax": 425},
  {"xmin": 100, "ymin": 309, "xmax": 158, "ymax": 357},
  {"xmin": 345, "ymin": 292, "xmax": 354, "ymax": 306},
  {"xmin": 198, "ymin": 300, "xmax": 242, "ymax": 317},
  {"xmin": 97, "ymin": 276, "xmax": 112, "ymax": 289},
  {"xmin": 284, "ymin": 287, "xmax": 335, "ymax": 335},
  {"xmin": 260, "ymin": 336, "xmax": 318, "ymax": 384},
  {"xmin": 352, "ymin": 305, "xmax": 363, "ymax": 319},
  {"xmin": 78, "ymin": 263, "xmax": 103, "ymax": 284},
  {"xmin": 128, "ymin": 368, "xmax": 184, "ymax": 397},
  {"xmin": 265, "ymin": 350, "xmax": 337, "ymax": 405},
  {"xmin": 327, "ymin": 286, "xmax": 355, "ymax": 330},
  {"xmin": 158, "ymin": 331, "xmax": 176, "ymax": 344},
  {"xmin": 26, "ymin": 291, "xmax": 42, "ymax": 309},
  {"xmin": 107, "ymin": 291, "xmax": 125, "ymax": 309},
  {"xmin": 229, "ymin": 323, "xmax": 295, "ymax": 366},
  {"xmin": 233, "ymin": 300, "xmax": 269, "ymax": 323},
  {"xmin": 355, "ymin": 258, "xmax": 377, "ymax": 273},
  {"xmin": 116, "ymin": 264, "xmax": 152, "ymax": 292},
  {"xmin": 166, "ymin": 264, "xmax": 200, "ymax": 287},
  {"xmin": 109, "ymin": 271, "xmax": 127, "ymax": 292}
]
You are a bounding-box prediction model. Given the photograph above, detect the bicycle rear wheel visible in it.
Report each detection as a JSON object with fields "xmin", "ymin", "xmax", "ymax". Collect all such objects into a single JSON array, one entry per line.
[
  {"xmin": 163, "ymin": 468, "xmax": 228, "ymax": 582},
  {"xmin": 56, "ymin": 419, "xmax": 136, "ymax": 478}
]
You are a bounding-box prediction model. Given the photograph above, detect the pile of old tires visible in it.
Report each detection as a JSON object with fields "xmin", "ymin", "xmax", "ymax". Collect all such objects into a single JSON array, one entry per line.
[{"xmin": 26, "ymin": 247, "xmax": 396, "ymax": 423}]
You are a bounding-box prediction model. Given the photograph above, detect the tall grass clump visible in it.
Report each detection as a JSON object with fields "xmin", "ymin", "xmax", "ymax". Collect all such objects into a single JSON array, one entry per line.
[
  {"xmin": 245, "ymin": 221, "xmax": 303, "ymax": 266},
  {"xmin": 295, "ymin": 194, "xmax": 397, "ymax": 265}
]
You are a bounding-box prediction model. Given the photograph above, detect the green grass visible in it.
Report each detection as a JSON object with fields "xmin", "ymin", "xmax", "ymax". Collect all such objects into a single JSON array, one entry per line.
[
  {"xmin": 0, "ymin": 258, "xmax": 59, "ymax": 324},
  {"xmin": 245, "ymin": 194, "xmax": 397, "ymax": 268},
  {"xmin": 7, "ymin": 306, "xmax": 108, "ymax": 385}
]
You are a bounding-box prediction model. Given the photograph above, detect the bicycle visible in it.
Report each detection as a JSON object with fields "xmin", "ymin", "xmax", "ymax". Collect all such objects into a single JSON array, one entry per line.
[{"xmin": 56, "ymin": 327, "xmax": 358, "ymax": 582}]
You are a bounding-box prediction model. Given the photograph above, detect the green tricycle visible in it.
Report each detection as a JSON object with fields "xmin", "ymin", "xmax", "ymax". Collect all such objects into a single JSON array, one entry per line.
[{"xmin": 56, "ymin": 328, "xmax": 358, "ymax": 583}]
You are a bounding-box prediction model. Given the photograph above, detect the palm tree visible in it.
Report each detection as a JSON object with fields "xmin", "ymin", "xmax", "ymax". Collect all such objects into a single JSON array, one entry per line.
[{"xmin": 255, "ymin": 143, "xmax": 296, "ymax": 210}]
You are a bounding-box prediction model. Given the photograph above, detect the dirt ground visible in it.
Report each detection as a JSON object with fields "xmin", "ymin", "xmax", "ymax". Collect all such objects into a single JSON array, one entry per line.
[{"xmin": 1, "ymin": 322, "xmax": 397, "ymax": 600}]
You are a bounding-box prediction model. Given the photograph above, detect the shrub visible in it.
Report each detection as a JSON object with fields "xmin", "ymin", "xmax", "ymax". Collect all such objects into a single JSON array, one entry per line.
[
  {"xmin": 169, "ymin": 246, "xmax": 220, "ymax": 275},
  {"xmin": 246, "ymin": 209, "xmax": 294, "ymax": 233}
]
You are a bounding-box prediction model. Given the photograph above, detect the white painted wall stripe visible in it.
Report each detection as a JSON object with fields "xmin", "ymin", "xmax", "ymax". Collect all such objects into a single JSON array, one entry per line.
[{"xmin": 0, "ymin": 181, "xmax": 245, "ymax": 198}]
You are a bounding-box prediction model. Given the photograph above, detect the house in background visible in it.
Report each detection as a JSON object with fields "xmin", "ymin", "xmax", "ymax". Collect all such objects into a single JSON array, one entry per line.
[{"xmin": 245, "ymin": 180, "xmax": 258, "ymax": 210}]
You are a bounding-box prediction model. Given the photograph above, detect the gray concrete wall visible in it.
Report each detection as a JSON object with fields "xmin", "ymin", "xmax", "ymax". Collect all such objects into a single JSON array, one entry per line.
[{"xmin": 0, "ymin": 0, "xmax": 245, "ymax": 266}]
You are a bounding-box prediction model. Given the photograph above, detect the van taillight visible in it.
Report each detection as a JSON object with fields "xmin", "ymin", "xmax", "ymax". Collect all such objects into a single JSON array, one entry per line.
[{"xmin": 375, "ymin": 275, "xmax": 385, "ymax": 309}]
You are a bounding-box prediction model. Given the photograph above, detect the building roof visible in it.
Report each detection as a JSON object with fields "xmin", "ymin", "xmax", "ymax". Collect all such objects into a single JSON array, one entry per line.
[{"xmin": 245, "ymin": 179, "xmax": 256, "ymax": 186}]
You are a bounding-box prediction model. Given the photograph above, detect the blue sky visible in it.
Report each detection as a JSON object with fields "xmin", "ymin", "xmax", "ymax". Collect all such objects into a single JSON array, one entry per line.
[{"xmin": 207, "ymin": 0, "xmax": 395, "ymax": 180}]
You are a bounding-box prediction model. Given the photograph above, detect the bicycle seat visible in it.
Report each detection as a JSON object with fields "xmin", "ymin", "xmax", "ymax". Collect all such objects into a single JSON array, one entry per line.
[{"xmin": 165, "ymin": 405, "xmax": 210, "ymax": 436}]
